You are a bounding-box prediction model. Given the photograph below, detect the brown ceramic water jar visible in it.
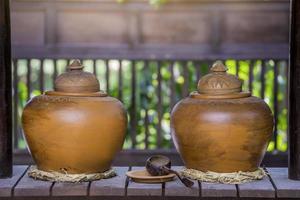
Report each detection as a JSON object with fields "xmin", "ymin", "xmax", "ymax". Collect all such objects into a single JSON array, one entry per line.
[
  {"xmin": 22, "ymin": 60, "xmax": 127, "ymax": 174},
  {"xmin": 171, "ymin": 61, "xmax": 274, "ymax": 173}
]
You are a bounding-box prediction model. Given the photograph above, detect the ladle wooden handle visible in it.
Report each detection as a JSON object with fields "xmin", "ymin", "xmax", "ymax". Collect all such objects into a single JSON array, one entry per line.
[{"xmin": 162, "ymin": 166, "xmax": 194, "ymax": 188}]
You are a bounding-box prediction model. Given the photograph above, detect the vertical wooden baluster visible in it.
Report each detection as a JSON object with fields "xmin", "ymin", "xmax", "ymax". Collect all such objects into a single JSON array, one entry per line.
[
  {"xmin": 105, "ymin": 60, "xmax": 110, "ymax": 93},
  {"xmin": 248, "ymin": 60, "xmax": 254, "ymax": 93},
  {"xmin": 157, "ymin": 61, "xmax": 163, "ymax": 148},
  {"xmin": 170, "ymin": 61, "xmax": 176, "ymax": 109},
  {"xmin": 144, "ymin": 108, "xmax": 150, "ymax": 149},
  {"xmin": 0, "ymin": 0, "xmax": 12, "ymax": 177},
  {"xmin": 53, "ymin": 59, "xmax": 58, "ymax": 85},
  {"xmin": 66, "ymin": 59, "xmax": 70, "ymax": 71},
  {"xmin": 13, "ymin": 59, "xmax": 19, "ymax": 149},
  {"xmin": 196, "ymin": 60, "xmax": 202, "ymax": 82},
  {"xmin": 26, "ymin": 59, "xmax": 31, "ymax": 101},
  {"xmin": 169, "ymin": 61, "xmax": 176, "ymax": 149},
  {"xmin": 130, "ymin": 61, "xmax": 137, "ymax": 149},
  {"xmin": 183, "ymin": 61, "xmax": 189, "ymax": 97},
  {"xmin": 273, "ymin": 60, "xmax": 279, "ymax": 151},
  {"xmin": 93, "ymin": 59, "xmax": 97, "ymax": 76},
  {"xmin": 284, "ymin": 60, "xmax": 289, "ymax": 153},
  {"xmin": 285, "ymin": 59, "xmax": 289, "ymax": 121},
  {"xmin": 39, "ymin": 59, "xmax": 45, "ymax": 93},
  {"xmin": 236, "ymin": 60, "xmax": 240, "ymax": 77},
  {"xmin": 260, "ymin": 60, "xmax": 266, "ymax": 99},
  {"xmin": 118, "ymin": 60, "xmax": 123, "ymax": 101},
  {"xmin": 144, "ymin": 60, "xmax": 149, "ymax": 149}
]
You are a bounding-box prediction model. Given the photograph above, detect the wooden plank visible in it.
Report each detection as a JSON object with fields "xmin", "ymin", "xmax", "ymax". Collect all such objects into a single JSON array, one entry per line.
[
  {"xmin": 182, "ymin": 61, "xmax": 189, "ymax": 97},
  {"xmin": 129, "ymin": 61, "xmax": 137, "ymax": 148},
  {"xmin": 117, "ymin": 59, "xmax": 123, "ymax": 101},
  {"xmin": 26, "ymin": 59, "xmax": 31, "ymax": 101},
  {"xmin": 14, "ymin": 167, "xmax": 53, "ymax": 197},
  {"xmin": 195, "ymin": 60, "xmax": 202, "ymax": 82},
  {"xmin": 157, "ymin": 61, "xmax": 162, "ymax": 148},
  {"xmin": 236, "ymin": 60, "xmax": 240, "ymax": 76},
  {"xmin": 13, "ymin": 59, "xmax": 19, "ymax": 149},
  {"xmin": 268, "ymin": 168, "xmax": 300, "ymax": 198},
  {"xmin": 164, "ymin": 166, "xmax": 199, "ymax": 197},
  {"xmin": 143, "ymin": 61, "xmax": 151, "ymax": 149},
  {"xmin": 90, "ymin": 167, "xmax": 128, "ymax": 196},
  {"xmin": 273, "ymin": 60, "xmax": 279, "ymax": 150},
  {"xmin": 260, "ymin": 60, "xmax": 266, "ymax": 99},
  {"xmin": 52, "ymin": 182, "xmax": 89, "ymax": 196},
  {"xmin": 289, "ymin": 0, "xmax": 300, "ymax": 180},
  {"xmin": 127, "ymin": 167, "xmax": 162, "ymax": 196},
  {"xmin": 105, "ymin": 59, "xmax": 110, "ymax": 93},
  {"xmin": 0, "ymin": 0, "xmax": 12, "ymax": 178},
  {"xmin": 0, "ymin": 165, "xmax": 27, "ymax": 197},
  {"xmin": 144, "ymin": 109, "xmax": 150, "ymax": 149},
  {"xmin": 52, "ymin": 59, "xmax": 57, "ymax": 84},
  {"xmin": 39, "ymin": 59, "xmax": 45, "ymax": 93},
  {"xmin": 93, "ymin": 59, "xmax": 97, "ymax": 76},
  {"xmin": 248, "ymin": 60, "xmax": 254, "ymax": 92},
  {"xmin": 15, "ymin": 149, "xmax": 288, "ymax": 168},
  {"xmin": 169, "ymin": 61, "xmax": 176, "ymax": 108},
  {"xmin": 201, "ymin": 182, "xmax": 237, "ymax": 197},
  {"xmin": 238, "ymin": 175, "xmax": 275, "ymax": 198}
]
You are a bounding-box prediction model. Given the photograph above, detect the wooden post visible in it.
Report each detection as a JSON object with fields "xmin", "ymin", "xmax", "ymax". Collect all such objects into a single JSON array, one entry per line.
[
  {"xmin": 0, "ymin": 0, "xmax": 12, "ymax": 177},
  {"xmin": 289, "ymin": 0, "xmax": 300, "ymax": 180}
]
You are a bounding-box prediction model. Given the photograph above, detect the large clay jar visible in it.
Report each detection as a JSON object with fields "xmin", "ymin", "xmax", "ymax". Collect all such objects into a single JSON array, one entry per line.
[
  {"xmin": 171, "ymin": 61, "xmax": 274, "ymax": 173},
  {"xmin": 22, "ymin": 60, "xmax": 127, "ymax": 174}
]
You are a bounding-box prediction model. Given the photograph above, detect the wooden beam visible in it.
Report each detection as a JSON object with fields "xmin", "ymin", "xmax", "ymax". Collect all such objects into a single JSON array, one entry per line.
[
  {"xmin": 289, "ymin": 0, "xmax": 300, "ymax": 180},
  {"xmin": 13, "ymin": 149, "xmax": 289, "ymax": 167},
  {"xmin": 0, "ymin": 0, "xmax": 12, "ymax": 177}
]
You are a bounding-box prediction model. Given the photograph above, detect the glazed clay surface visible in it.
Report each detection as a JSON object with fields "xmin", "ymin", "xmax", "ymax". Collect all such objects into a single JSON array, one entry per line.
[
  {"xmin": 171, "ymin": 61, "xmax": 274, "ymax": 173},
  {"xmin": 22, "ymin": 60, "xmax": 127, "ymax": 174}
]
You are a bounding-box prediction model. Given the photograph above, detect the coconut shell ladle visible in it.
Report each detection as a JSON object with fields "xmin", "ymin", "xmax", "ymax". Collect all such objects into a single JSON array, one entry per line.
[{"xmin": 146, "ymin": 155, "xmax": 194, "ymax": 187}]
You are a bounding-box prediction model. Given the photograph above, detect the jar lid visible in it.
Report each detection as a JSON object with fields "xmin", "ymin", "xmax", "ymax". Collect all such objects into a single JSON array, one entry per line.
[
  {"xmin": 45, "ymin": 60, "xmax": 107, "ymax": 97},
  {"xmin": 192, "ymin": 61, "xmax": 250, "ymax": 99},
  {"xmin": 54, "ymin": 60, "xmax": 100, "ymax": 93}
]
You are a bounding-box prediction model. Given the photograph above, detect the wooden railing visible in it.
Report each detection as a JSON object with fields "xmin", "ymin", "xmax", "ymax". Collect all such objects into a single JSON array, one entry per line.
[{"xmin": 12, "ymin": 58, "xmax": 289, "ymax": 166}]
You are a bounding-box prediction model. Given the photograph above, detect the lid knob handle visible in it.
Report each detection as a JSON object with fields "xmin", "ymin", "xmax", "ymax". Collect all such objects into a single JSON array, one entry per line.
[
  {"xmin": 210, "ymin": 60, "xmax": 228, "ymax": 73},
  {"xmin": 68, "ymin": 60, "xmax": 84, "ymax": 71}
]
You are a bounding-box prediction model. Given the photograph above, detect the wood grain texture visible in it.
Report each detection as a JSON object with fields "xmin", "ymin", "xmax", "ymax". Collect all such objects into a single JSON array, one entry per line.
[
  {"xmin": 238, "ymin": 176, "xmax": 275, "ymax": 198},
  {"xmin": 1, "ymin": 166, "xmax": 299, "ymax": 199},
  {"xmin": 52, "ymin": 182, "xmax": 89, "ymax": 196},
  {"xmin": 0, "ymin": 0, "xmax": 12, "ymax": 178},
  {"xmin": 201, "ymin": 182, "xmax": 237, "ymax": 197},
  {"xmin": 90, "ymin": 167, "xmax": 128, "ymax": 196},
  {"xmin": 289, "ymin": 0, "xmax": 300, "ymax": 180},
  {"xmin": 14, "ymin": 167, "xmax": 53, "ymax": 197},
  {"xmin": 127, "ymin": 167, "xmax": 162, "ymax": 196},
  {"xmin": 268, "ymin": 168, "xmax": 300, "ymax": 198},
  {"xmin": 164, "ymin": 166, "xmax": 199, "ymax": 197},
  {"xmin": 11, "ymin": 1, "xmax": 289, "ymax": 60},
  {"xmin": 14, "ymin": 149, "xmax": 288, "ymax": 168},
  {"xmin": 0, "ymin": 165, "xmax": 27, "ymax": 197},
  {"xmin": 129, "ymin": 61, "xmax": 137, "ymax": 149}
]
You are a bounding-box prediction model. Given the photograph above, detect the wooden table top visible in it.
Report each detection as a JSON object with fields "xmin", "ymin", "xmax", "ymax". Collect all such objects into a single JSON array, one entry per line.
[{"xmin": 0, "ymin": 166, "xmax": 300, "ymax": 199}]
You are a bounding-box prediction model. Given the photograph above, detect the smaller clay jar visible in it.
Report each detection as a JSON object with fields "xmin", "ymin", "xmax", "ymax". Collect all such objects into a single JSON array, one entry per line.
[
  {"xmin": 171, "ymin": 61, "xmax": 274, "ymax": 173},
  {"xmin": 22, "ymin": 60, "xmax": 127, "ymax": 174}
]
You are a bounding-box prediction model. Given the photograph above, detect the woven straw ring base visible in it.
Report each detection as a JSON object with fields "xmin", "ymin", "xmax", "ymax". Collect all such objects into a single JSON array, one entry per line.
[
  {"xmin": 181, "ymin": 168, "xmax": 267, "ymax": 184},
  {"xmin": 28, "ymin": 166, "xmax": 116, "ymax": 183}
]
